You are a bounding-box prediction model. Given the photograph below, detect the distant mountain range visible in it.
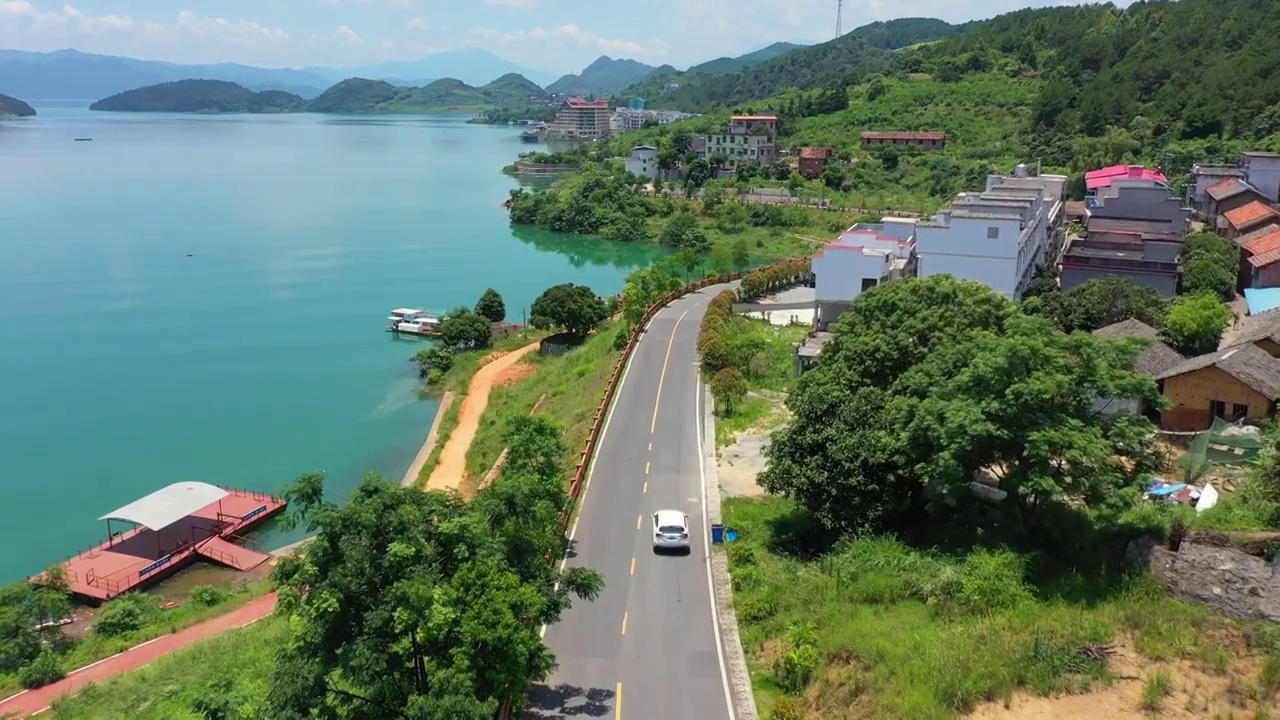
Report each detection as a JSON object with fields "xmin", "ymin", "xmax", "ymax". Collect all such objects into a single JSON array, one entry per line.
[{"xmin": 0, "ymin": 42, "xmax": 817, "ymax": 105}]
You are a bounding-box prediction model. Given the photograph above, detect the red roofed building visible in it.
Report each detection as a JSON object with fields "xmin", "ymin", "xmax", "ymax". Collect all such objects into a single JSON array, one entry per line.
[
  {"xmin": 1085, "ymin": 164, "xmax": 1167, "ymax": 192},
  {"xmin": 545, "ymin": 96, "xmax": 610, "ymax": 140},
  {"xmin": 797, "ymin": 147, "xmax": 832, "ymax": 179},
  {"xmin": 860, "ymin": 131, "xmax": 945, "ymax": 150},
  {"xmin": 1223, "ymin": 200, "xmax": 1280, "ymax": 240},
  {"xmin": 1241, "ymin": 226, "xmax": 1280, "ymax": 289}
]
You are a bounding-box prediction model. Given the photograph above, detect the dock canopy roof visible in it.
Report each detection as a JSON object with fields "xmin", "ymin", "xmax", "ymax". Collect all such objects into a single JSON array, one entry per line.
[{"xmin": 99, "ymin": 482, "xmax": 229, "ymax": 531}]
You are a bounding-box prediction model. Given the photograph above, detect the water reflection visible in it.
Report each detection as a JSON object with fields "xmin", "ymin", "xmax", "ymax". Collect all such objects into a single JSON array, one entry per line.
[{"xmin": 511, "ymin": 224, "xmax": 670, "ymax": 271}]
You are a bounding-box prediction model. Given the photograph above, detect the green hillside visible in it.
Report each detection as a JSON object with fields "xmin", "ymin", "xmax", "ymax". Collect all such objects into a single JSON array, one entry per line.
[
  {"xmin": 0, "ymin": 92, "xmax": 35, "ymax": 116},
  {"xmin": 482, "ymin": 73, "xmax": 550, "ymax": 106},
  {"xmin": 305, "ymin": 74, "xmax": 549, "ymax": 113},
  {"xmin": 89, "ymin": 79, "xmax": 304, "ymax": 113},
  {"xmin": 687, "ymin": 42, "xmax": 806, "ymax": 76},
  {"xmin": 623, "ymin": 18, "xmax": 964, "ymax": 112},
  {"xmin": 304, "ymin": 78, "xmax": 399, "ymax": 113},
  {"xmin": 545, "ymin": 56, "xmax": 658, "ymax": 97}
]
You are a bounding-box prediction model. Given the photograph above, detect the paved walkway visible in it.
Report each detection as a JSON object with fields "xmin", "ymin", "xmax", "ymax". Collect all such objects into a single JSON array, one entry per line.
[
  {"xmin": 426, "ymin": 341, "xmax": 539, "ymax": 492},
  {"xmin": 0, "ymin": 593, "xmax": 278, "ymax": 718}
]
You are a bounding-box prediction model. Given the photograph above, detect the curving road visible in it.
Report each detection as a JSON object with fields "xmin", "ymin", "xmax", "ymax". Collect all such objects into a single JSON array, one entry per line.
[{"xmin": 526, "ymin": 285, "xmax": 735, "ymax": 720}]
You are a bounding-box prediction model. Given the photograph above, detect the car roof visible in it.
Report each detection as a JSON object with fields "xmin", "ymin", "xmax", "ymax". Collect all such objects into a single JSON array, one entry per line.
[{"xmin": 654, "ymin": 509, "xmax": 686, "ymax": 525}]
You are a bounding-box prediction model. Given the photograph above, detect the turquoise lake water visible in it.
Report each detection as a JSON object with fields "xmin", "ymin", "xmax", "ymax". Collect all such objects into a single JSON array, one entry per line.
[{"xmin": 0, "ymin": 107, "xmax": 668, "ymax": 582}]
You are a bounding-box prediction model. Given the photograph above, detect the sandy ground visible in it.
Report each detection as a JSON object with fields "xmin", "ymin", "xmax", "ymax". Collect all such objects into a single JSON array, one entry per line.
[
  {"xmin": 970, "ymin": 639, "xmax": 1278, "ymax": 719},
  {"xmin": 717, "ymin": 390, "xmax": 792, "ymax": 499},
  {"xmin": 426, "ymin": 341, "xmax": 540, "ymax": 492}
]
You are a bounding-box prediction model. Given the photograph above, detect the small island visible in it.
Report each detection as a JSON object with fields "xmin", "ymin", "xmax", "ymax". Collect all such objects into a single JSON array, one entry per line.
[
  {"xmin": 0, "ymin": 93, "xmax": 36, "ymax": 117},
  {"xmin": 307, "ymin": 73, "xmax": 550, "ymax": 114},
  {"xmin": 89, "ymin": 79, "xmax": 306, "ymax": 113}
]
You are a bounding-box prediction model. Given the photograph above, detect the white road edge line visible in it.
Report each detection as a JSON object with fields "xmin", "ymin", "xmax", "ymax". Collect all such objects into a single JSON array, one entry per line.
[
  {"xmin": 698, "ymin": 370, "xmax": 737, "ymax": 720},
  {"xmin": 541, "ymin": 298, "xmax": 674, "ymax": 640}
]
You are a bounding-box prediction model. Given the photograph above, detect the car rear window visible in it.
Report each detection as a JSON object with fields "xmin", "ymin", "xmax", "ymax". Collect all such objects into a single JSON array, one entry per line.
[{"xmin": 658, "ymin": 525, "xmax": 684, "ymax": 534}]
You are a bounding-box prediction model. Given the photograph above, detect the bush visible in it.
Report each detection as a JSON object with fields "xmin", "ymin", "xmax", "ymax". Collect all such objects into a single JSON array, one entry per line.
[
  {"xmin": 769, "ymin": 696, "xmax": 804, "ymax": 720},
  {"xmin": 774, "ymin": 622, "xmax": 821, "ymax": 694},
  {"xmin": 19, "ymin": 649, "xmax": 65, "ymax": 688},
  {"xmin": 94, "ymin": 593, "xmax": 160, "ymax": 637},
  {"xmin": 190, "ymin": 584, "xmax": 229, "ymax": 607}
]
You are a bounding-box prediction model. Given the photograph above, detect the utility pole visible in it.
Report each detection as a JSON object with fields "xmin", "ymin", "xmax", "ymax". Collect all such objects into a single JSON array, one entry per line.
[{"xmin": 835, "ymin": 0, "xmax": 843, "ymax": 38}]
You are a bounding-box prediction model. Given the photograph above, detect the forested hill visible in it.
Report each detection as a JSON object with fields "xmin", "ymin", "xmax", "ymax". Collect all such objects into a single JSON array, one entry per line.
[
  {"xmin": 900, "ymin": 0, "xmax": 1280, "ymax": 169},
  {"xmin": 621, "ymin": 18, "xmax": 966, "ymax": 112},
  {"xmin": 90, "ymin": 80, "xmax": 305, "ymax": 113},
  {"xmin": 0, "ymin": 93, "xmax": 35, "ymax": 117}
]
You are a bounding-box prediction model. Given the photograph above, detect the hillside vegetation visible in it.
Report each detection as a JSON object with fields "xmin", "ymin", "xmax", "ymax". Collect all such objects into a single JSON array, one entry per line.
[
  {"xmin": 89, "ymin": 80, "xmax": 304, "ymax": 113},
  {"xmin": 688, "ymin": 42, "xmax": 806, "ymax": 77},
  {"xmin": 546, "ymin": 56, "xmax": 657, "ymax": 97},
  {"xmin": 0, "ymin": 92, "xmax": 35, "ymax": 117}
]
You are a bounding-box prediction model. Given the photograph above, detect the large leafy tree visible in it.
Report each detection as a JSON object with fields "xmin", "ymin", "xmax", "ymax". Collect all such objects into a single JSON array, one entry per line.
[
  {"xmin": 530, "ymin": 283, "xmax": 608, "ymax": 338},
  {"xmin": 474, "ymin": 289, "xmax": 506, "ymax": 324},
  {"xmin": 1024, "ymin": 277, "xmax": 1167, "ymax": 333},
  {"xmin": 1162, "ymin": 291, "xmax": 1232, "ymax": 356},
  {"xmin": 440, "ymin": 307, "xmax": 492, "ymax": 352},
  {"xmin": 268, "ymin": 420, "xmax": 602, "ymax": 719}
]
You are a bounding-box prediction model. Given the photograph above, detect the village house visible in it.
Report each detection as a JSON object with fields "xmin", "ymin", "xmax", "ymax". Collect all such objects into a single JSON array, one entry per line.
[
  {"xmin": 624, "ymin": 145, "xmax": 658, "ymax": 179},
  {"xmin": 811, "ymin": 218, "xmax": 917, "ymax": 329},
  {"xmin": 797, "ymin": 147, "xmax": 832, "ymax": 179},
  {"xmin": 544, "ymin": 96, "xmax": 610, "ymax": 140},
  {"xmin": 1222, "ymin": 200, "xmax": 1280, "ymax": 240},
  {"xmin": 1085, "ymin": 165, "xmax": 1167, "ymax": 198},
  {"xmin": 1237, "ymin": 225, "xmax": 1280, "ymax": 291},
  {"xmin": 1200, "ymin": 178, "xmax": 1273, "ymax": 230},
  {"xmin": 1090, "ymin": 319, "xmax": 1184, "ymax": 418},
  {"xmin": 859, "ymin": 131, "xmax": 946, "ymax": 150},
  {"xmin": 1240, "ymin": 151, "xmax": 1280, "ymax": 203},
  {"xmin": 698, "ymin": 113, "xmax": 779, "ymax": 172},
  {"xmin": 1155, "ymin": 343, "xmax": 1280, "ymax": 431}
]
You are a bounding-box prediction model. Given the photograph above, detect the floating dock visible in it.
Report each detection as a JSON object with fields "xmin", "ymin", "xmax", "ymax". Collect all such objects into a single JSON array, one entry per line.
[{"xmin": 31, "ymin": 482, "xmax": 287, "ymax": 602}]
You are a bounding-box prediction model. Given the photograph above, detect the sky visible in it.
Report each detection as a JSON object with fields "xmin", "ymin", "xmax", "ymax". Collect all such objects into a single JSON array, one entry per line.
[{"xmin": 0, "ymin": 0, "xmax": 1132, "ymax": 73}]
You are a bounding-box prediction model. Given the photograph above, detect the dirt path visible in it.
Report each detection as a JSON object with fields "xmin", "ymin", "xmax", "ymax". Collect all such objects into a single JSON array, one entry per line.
[
  {"xmin": 401, "ymin": 391, "xmax": 455, "ymax": 487},
  {"xmin": 0, "ymin": 593, "xmax": 278, "ymax": 718},
  {"xmin": 426, "ymin": 341, "xmax": 540, "ymax": 492}
]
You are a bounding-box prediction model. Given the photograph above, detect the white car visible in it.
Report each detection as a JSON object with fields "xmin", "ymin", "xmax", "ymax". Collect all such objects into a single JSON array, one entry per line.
[{"xmin": 652, "ymin": 509, "xmax": 691, "ymax": 553}]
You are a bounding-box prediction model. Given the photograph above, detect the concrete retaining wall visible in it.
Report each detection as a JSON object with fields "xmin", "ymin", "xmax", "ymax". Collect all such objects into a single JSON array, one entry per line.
[{"xmin": 1128, "ymin": 537, "xmax": 1280, "ymax": 622}]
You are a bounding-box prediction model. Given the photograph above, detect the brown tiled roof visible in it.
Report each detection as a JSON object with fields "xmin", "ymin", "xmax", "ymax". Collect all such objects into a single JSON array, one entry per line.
[
  {"xmin": 1235, "ymin": 223, "xmax": 1280, "ymax": 247},
  {"xmin": 563, "ymin": 97, "xmax": 608, "ymax": 109},
  {"xmin": 1092, "ymin": 319, "xmax": 1185, "ymax": 378},
  {"xmin": 861, "ymin": 131, "xmax": 946, "ymax": 141},
  {"xmin": 1236, "ymin": 308, "xmax": 1280, "ymax": 346},
  {"xmin": 798, "ymin": 147, "xmax": 831, "ymax": 159},
  {"xmin": 1249, "ymin": 247, "xmax": 1280, "ymax": 269},
  {"xmin": 1224, "ymin": 201, "xmax": 1280, "ymax": 231},
  {"xmin": 1156, "ymin": 343, "xmax": 1280, "ymax": 399},
  {"xmin": 1243, "ymin": 227, "xmax": 1280, "ymax": 257},
  {"xmin": 1206, "ymin": 178, "xmax": 1252, "ymax": 202}
]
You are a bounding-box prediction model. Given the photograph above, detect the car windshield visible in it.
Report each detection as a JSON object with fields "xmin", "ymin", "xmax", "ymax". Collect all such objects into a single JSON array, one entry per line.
[{"xmin": 658, "ymin": 524, "xmax": 684, "ymax": 534}]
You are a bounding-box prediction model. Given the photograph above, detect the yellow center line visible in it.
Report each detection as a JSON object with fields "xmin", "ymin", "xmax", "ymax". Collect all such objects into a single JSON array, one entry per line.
[
  {"xmin": 648, "ymin": 442, "xmax": 652, "ymax": 452},
  {"xmin": 615, "ymin": 682, "xmax": 623, "ymax": 720},
  {"xmin": 620, "ymin": 611, "xmax": 628, "ymax": 635},
  {"xmin": 630, "ymin": 557, "xmax": 636, "ymax": 575},
  {"xmin": 650, "ymin": 309, "xmax": 690, "ymax": 434},
  {"xmin": 636, "ymin": 514, "xmax": 642, "ymax": 530},
  {"xmin": 642, "ymin": 481, "xmax": 647, "ymax": 494},
  {"xmin": 644, "ymin": 461, "xmax": 650, "ymax": 474}
]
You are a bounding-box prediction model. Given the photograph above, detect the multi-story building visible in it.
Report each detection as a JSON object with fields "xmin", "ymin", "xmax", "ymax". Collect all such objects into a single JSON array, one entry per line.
[
  {"xmin": 984, "ymin": 164, "xmax": 1069, "ymax": 259},
  {"xmin": 699, "ymin": 114, "xmax": 778, "ymax": 172},
  {"xmin": 797, "ymin": 147, "xmax": 832, "ymax": 179},
  {"xmin": 1085, "ymin": 164, "xmax": 1167, "ymax": 196},
  {"xmin": 812, "ymin": 218, "xmax": 917, "ymax": 328},
  {"xmin": 624, "ymin": 145, "xmax": 658, "ymax": 179},
  {"xmin": 915, "ymin": 187, "xmax": 1052, "ymax": 300},
  {"xmin": 859, "ymin": 131, "xmax": 946, "ymax": 151},
  {"xmin": 612, "ymin": 107, "xmax": 698, "ymax": 131},
  {"xmin": 545, "ymin": 96, "xmax": 610, "ymax": 140},
  {"xmin": 1240, "ymin": 151, "xmax": 1280, "ymax": 203}
]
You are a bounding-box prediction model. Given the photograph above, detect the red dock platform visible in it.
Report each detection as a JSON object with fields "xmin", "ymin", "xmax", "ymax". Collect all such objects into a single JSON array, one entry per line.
[{"xmin": 31, "ymin": 482, "xmax": 287, "ymax": 602}]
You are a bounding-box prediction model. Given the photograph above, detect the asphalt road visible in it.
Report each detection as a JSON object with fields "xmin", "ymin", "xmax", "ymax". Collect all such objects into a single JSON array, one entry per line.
[{"xmin": 526, "ymin": 286, "xmax": 734, "ymax": 720}]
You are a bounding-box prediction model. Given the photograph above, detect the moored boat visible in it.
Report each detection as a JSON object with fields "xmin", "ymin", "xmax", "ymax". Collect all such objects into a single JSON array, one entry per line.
[{"xmin": 387, "ymin": 308, "xmax": 443, "ymax": 336}]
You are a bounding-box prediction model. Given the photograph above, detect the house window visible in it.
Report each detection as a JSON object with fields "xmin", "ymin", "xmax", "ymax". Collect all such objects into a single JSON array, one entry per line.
[
  {"xmin": 1232, "ymin": 403, "xmax": 1249, "ymax": 420},
  {"xmin": 1210, "ymin": 400, "xmax": 1227, "ymax": 419},
  {"xmin": 861, "ymin": 278, "xmax": 879, "ymax": 292},
  {"xmin": 987, "ymin": 226, "xmax": 1000, "ymax": 240}
]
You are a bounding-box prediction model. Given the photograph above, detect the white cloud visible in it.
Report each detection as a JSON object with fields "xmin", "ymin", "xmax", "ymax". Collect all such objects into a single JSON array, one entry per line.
[
  {"xmin": 381, "ymin": 39, "xmax": 394, "ymax": 50},
  {"xmin": 176, "ymin": 11, "xmax": 290, "ymax": 45},
  {"xmin": 405, "ymin": 16, "xmax": 428, "ymax": 31},
  {"xmin": 334, "ymin": 24, "xmax": 363, "ymax": 45},
  {"xmin": 484, "ymin": 0, "xmax": 537, "ymax": 7},
  {"xmin": 386, "ymin": 0, "xmax": 417, "ymax": 8},
  {"xmin": 471, "ymin": 23, "xmax": 668, "ymax": 62}
]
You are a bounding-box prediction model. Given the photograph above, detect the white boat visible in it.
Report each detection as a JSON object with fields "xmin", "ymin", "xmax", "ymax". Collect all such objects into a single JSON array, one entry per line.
[{"xmin": 387, "ymin": 308, "xmax": 442, "ymax": 335}]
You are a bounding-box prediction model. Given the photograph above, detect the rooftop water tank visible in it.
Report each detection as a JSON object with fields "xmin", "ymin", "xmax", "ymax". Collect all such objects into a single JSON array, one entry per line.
[{"xmin": 1014, "ymin": 163, "xmax": 1028, "ymax": 178}]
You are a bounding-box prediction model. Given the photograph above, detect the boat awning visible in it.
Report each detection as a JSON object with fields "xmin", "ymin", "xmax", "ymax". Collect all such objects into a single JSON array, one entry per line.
[
  {"xmin": 390, "ymin": 308, "xmax": 424, "ymax": 315},
  {"xmin": 99, "ymin": 482, "xmax": 229, "ymax": 531}
]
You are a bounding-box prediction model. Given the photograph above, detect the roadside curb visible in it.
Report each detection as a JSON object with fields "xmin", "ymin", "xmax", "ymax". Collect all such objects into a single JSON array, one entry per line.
[
  {"xmin": 401, "ymin": 390, "xmax": 455, "ymax": 487},
  {"xmin": 703, "ymin": 384, "xmax": 759, "ymax": 720}
]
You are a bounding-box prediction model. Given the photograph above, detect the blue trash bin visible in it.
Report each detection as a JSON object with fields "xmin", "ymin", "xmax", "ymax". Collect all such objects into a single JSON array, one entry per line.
[{"xmin": 711, "ymin": 523, "xmax": 724, "ymax": 544}]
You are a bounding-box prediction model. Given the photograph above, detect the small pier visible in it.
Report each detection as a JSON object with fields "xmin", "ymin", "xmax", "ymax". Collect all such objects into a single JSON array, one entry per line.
[{"xmin": 31, "ymin": 482, "xmax": 287, "ymax": 602}]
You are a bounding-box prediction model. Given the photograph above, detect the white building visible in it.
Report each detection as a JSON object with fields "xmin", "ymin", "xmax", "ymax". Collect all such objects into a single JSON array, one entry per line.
[
  {"xmin": 612, "ymin": 108, "xmax": 698, "ymax": 131},
  {"xmin": 812, "ymin": 218, "xmax": 917, "ymax": 328},
  {"xmin": 624, "ymin": 145, "xmax": 658, "ymax": 179}
]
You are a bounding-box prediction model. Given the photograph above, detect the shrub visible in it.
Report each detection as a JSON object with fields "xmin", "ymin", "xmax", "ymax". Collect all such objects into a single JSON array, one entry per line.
[
  {"xmin": 94, "ymin": 593, "xmax": 160, "ymax": 637},
  {"xmin": 18, "ymin": 650, "xmax": 65, "ymax": 688},
  {"xmin": 769, "ymin": 696, "xmax": 804, "ymax": 720},
  {"xmin": 190, "ymin": 584, "xmax": 229, "ymax": 607}
]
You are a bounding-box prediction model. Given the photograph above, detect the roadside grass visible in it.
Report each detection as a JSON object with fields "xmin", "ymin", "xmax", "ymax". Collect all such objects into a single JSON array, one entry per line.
[
  {"xmin": 464, "ymin": 319, "xmax": 622, "ymax": 491},
  {"xmin": 0, "ymin": 579, "xmax": 271, "ymax": 697},
  {"xmin": 712, "ymin": 318, "xmax": 809, "ymax": 447},
  {"xmin": 411, "ymin": 328, "xmax": 547, "ymax": 487},
  {"xmin": 724, "ymin": 495, "xmax": 1280, "ymax": 720},
  {"xmin": 47, "ymin": 616, "xmax": 283, "ymax": 719}
]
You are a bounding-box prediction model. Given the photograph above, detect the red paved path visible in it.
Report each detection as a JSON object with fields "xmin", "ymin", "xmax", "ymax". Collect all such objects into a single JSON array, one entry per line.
[{"xmin": 0, "ymin": 592, "xmax": 278, "ymax": 718}]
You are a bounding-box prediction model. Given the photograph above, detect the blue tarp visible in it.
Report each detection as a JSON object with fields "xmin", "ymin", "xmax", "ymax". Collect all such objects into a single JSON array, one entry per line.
[
  {"xmin": 1147, "ymin": 481, "xmax": 1188, "ymax": 497},
  {"xmin": 1245, "ymin": 288, "xmax": 1280, "ymax": 316}
]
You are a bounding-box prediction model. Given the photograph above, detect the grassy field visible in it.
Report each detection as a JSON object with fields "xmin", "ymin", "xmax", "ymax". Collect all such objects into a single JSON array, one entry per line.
[
  {"xmin": 712, "ymin": 318, "xmax": 809, "ymax": 447},
  {"xmin": 47, "ymin": 616, "xmax": 283, "ymax": 719},
  {"xmin": 0, "ymin": 579, "xmax": 271, "ymax": 697},
  {"xmin": 462, "ymin": 320, "xmax": 623, "ymax": 493},
  {"xmin": 724, "ymin": 496, "xmax": 1280, "ymax": 720}
]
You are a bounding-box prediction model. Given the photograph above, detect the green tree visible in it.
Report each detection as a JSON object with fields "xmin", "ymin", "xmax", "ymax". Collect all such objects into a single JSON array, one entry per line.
[
  {"xmin": 440, "ymin": 307, "xmax": 492, "ymax": 351},
  {"xmin": 1162, "ymin": 292, "xmax": 1232, "ymax": 356},
  {"xmin": 673, "ymin": 247, "xmax": 701, "ymax": 283},
  {"xmin": 710, "ymin": 367, "xmax": 748, "ymax": 416},
  {"xmin": 1181, "ymin": 231, "xmax": 1239, "ymax": 301},
  {"xmin": 621, "ymin": 263, "xmax": 683, "ymax": 330},
  {"xmin": 730, "ymin": 237, "xmax": 751, "ymax": 271},
  {"xmin": 1023, "ymin": 277, "xmax": 1167, "ymax": 333},
  {"xmin": 475, "ymin": 289, "xmax": 506, "ymax": 323},
  {"xmin": 661, "ymin": 210, "xmax": 711, "ymax": 252},
  {"xmin": 413, "ymin": 346, "xmax": 454, "ymax": 380},
  {"xmin": 530, "ymin": 283, "xmax": 608, "ymax": 338}
]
